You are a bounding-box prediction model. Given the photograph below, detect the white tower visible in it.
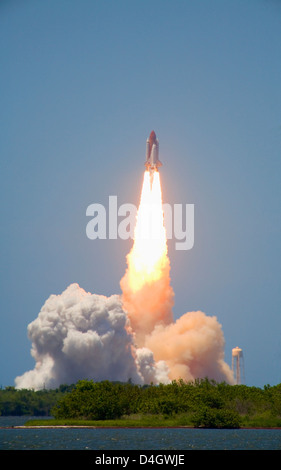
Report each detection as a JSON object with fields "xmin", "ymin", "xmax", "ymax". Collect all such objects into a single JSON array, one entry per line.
[{"xmin": 232, "ymin": 346, "xmax": 245, "ymax": 384}]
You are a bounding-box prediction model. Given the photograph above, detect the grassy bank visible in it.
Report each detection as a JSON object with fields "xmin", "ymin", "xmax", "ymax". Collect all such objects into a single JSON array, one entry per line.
[
  {"xmin": 241, "ymin": 412, "xmax": 281, "ymax": 428},
  {"xmin": 24, "ymin": 413, "xmax": 194, "ymax": 428},
  {"xmin": 24, "ymin": 412, "xmax": 281, "ymax": 429}
]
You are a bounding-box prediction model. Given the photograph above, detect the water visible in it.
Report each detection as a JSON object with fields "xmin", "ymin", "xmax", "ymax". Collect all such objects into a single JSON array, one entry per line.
[{"xmin": 1, "ymin": 416, "xmax": 281, "ymax": 450}]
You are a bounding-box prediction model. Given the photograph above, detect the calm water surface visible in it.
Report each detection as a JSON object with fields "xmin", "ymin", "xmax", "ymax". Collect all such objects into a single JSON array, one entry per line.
[{"xmin": 1, "ymin": 416, "xmax": 281, "ymax": 450}]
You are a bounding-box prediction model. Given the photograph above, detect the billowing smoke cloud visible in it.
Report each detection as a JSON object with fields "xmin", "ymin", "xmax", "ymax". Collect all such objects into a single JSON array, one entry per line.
[
  {"xmin": 120, "ymin": 247, "xmax": 234, "ymax": 385},
  {"xmin": 15, "ymin": 283, "xmax": 169, "ymax": 389},
  {"xmin": 15, "ymin": 169, "xmax": 234, "ymax": 389},
  {"xmin": 144, "ymin": 312, "xmax": 234, "ymax": 383},
  {"xmin": 15, "ymin": 276, "xmax": 233, "ymax": 389}
]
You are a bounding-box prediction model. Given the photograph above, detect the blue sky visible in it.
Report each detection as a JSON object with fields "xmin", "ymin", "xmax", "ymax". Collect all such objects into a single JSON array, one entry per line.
[{"xmin": 1, "ymin": 0, "xmax": 281, "ymax": 388}]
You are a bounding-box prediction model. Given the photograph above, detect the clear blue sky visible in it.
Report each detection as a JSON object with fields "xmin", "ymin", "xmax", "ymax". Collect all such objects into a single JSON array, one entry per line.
[{"xmin": 1, "ymin": 0, "xmax": 280, "ymax": 388}]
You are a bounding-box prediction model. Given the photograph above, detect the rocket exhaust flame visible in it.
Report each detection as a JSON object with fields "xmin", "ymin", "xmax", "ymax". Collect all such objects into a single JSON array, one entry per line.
[
  {"xmin": 120, "ymin": 163, "xmax": 233, "ymax": 386},
  {"xmin": 125, "ymin": 170, "xmax": 168, "ymax": 290},
  {"xmin": 15, "ymin": 132, "xmax": 234, "ymax": 390},
  {"xmin": 120, "ymin": 169, "xmax": 174, "ymax": 344}
]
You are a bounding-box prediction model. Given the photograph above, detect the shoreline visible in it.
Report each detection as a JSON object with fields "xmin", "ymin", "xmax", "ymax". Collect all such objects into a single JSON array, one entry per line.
[{"xmin": 4, "ymin": 425, "xmax": 281, "ymax": 430}]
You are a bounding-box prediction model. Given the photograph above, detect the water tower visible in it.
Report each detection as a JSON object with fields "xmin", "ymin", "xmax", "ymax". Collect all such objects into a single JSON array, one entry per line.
[{"xmin": 232, "ymin": 346, "xmax": 245, "ymax": 384}]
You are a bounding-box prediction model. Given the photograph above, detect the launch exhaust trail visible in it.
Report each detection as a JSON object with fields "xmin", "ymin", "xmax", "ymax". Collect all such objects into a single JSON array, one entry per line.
[
  {"xmin": 120, "ymin": 131, "xmax": 174, "ymax": 342},
  {"xmin": 15, "ymin": 131, "xmax": 235, "ymax": 390}
]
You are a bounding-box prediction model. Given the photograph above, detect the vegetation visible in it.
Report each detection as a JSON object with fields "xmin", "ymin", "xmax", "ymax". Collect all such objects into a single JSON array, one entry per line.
[
  {"xmin": 0, "ymin": 384, "xmax": 75, "ymax": 416},
  {"xmin": 25, "ymin": 415, "xmax": 195, "ymax": 428},
  {"xmin": 1, "ymin": 378, "xmax": 281, "ymax": 428}
]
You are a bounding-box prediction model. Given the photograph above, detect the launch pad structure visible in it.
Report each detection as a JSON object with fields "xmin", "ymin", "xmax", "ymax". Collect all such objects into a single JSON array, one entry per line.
[{"xmin": 232, "ymin": 346, "xmax": 245, "ymax": 385}]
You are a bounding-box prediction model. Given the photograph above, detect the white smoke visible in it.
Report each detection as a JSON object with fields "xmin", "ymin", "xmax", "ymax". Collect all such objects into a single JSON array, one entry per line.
[
  {"xmin": 15, "ymin": 171, "xmax": 234, "ymax": 389},
  {"xmin": 135, "ymin": 348, "xmax": 170, "ymax": 385},
  {"xmin": 15, "ymin": 280, "xmax": 233, "ymax": 389},
  {"xmin": 15, "ymin": 283, "xmax": 168, "ymax": 390}
]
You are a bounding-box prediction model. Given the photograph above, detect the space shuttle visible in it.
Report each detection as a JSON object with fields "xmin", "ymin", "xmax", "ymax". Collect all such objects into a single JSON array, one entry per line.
[{"xmin": 145, "ymin": 130, "xmax": 162, "ymax": 172}]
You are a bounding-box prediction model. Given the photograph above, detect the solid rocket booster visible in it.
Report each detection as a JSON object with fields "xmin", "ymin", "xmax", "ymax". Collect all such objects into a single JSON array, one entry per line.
[{"xmin": 145, "ymin": 130, "xmax": 162, "ymax": 172}]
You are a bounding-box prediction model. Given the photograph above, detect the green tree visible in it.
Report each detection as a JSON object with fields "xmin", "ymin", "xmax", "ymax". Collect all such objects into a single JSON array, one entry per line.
[{"xmin": 191, "ymin": 407, "xmax": 241, "ymax": 428}]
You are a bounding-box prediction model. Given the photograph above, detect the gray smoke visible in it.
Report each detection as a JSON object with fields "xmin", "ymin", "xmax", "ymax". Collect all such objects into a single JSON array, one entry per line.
[{"xmin": 15, "ymin": 283, "xmax": 168, "ymax": 389}]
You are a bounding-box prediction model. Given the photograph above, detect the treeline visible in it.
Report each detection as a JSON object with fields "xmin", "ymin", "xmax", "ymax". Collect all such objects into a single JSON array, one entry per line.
[
  {"xmin": 0, "ymin": 384, "xmax": 75, "ymax": 416},
  {"xmin": 1, "ymin": 379, "xmax": 281, "ymax": 428},
  {"xmin": 50, "ymin": 378, "xmax": 281, "ymax": 428}
]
